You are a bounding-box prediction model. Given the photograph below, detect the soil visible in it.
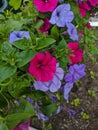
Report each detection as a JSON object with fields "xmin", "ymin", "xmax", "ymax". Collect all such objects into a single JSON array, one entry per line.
[{"xmin": 31, "ymin": 30, "xmax": 98, "ymax": 130}]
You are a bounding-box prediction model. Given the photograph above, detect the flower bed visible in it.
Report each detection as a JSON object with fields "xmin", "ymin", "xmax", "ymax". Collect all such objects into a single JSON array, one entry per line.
[{"xmin": 0, "ymin": 0, "xmax": 98, "ymax": 130}]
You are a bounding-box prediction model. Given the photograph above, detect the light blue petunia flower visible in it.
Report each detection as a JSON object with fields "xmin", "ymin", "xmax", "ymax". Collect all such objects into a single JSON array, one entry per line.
[
  {"xmin": 49, "ymin": 4, "xmax": 74, "ymax": 27},
  {"xmin": 34, "ymin": 63, "xmax": 64, "ymax": 92},
  {"xmin": 9, "ymin": 30, "xmax": 30, "ymax": 43}
]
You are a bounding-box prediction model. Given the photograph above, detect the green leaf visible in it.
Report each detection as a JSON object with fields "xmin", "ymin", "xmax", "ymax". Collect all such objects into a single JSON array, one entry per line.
[
  {"xmin": 28, "ymin": 90, "xmax": 46, "ymax": 101},
  {"xmin": 58, "ymin": 39, "xmax": 67, "ymax": 49},
  {"xmin": 16, "ymin": 49, "xmax": 36, "ymax": 67},
  {"xmin": 5, "ymin": 100, "xmax": 35, "ymax": 130},
  {"xmin": 34, "ymin": 20, "xmax": 44, "ymax": 29},
  {"xmin": 9, "ymin": 0, "xmax": 22, "ymax": 10},
  {"xmin": 41, "ymin": 104, "xmax": 58, "ymax": 116},
  {"xmin": 1, "ymin": 42, "xmax": 13, "ymax": 55},
  {"xmin": 0, "ymin": 64, "xmax": 17, "ymax": 83},
  {"xmin": 36, "ymin": 38, "xmax": 56, "ymax": 50},
  {"xmin": 51, "ymin": 25, "xmax": 59, "ymax": 40},
  {"xmin": 0, "ymin": 123, "xmax": 9, "ymax": 130},
  {"xmin": 13, "ymin": 39, "xmax": 30, "ymax": 50},
  {"xmin": 8, "ymin": 78, "xmax": 30, "ymax": 97}
]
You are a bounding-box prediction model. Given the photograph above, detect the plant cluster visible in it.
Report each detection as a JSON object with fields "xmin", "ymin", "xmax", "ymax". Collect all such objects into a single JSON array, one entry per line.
[{"xmin": 0, "ymin": 0, "xmax": 98, "ymax": 129}]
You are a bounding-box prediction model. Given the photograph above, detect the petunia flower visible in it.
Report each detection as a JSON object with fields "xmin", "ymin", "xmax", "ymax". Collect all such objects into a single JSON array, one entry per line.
[
  {"xmin": 68, "ymin": 42, "xmax": 83, "ymax": 64},
  {"xmin": 88, "ymin": 0, "xmax": 98, "ymax": 7},
  {"xmin": 63, "ymin": 82, "xmax": 74, "ymax": 100},
  {"xmin": 34, "ymin": 0, "xmax": 58, "ymax": 12},
  {"xmin": 34, "ymin": 63, "xmax": 64, "ymax": 92},
  {"xmin": 13, "ymin": 127, "xmax": 18, "ymax": 130},
  {"xmin": 40, "ymin": 18, "xmax": 51, "ymax": 33},
  {"xmin": 13, "ymin": 120, "xmax": 30, "ymax": 130},
  {"xmin": 49, "ymin": 4, "xmax": 74, "ymax": 27},
  {"xmin": 34, "ymin": 105, "xmax": 48, "ymax": 121},
  {"xmin": 38, "ymin": 112, "xmax": 49, "ymax": 121},
  {"xmin": 64, "ymin": 64, "xmax": 86, "ymax": 83},
  {"xmin": 9, "ymin": 31, "xmax": 30, "ymax": 43},
  {"xmin": 18, "ymin": 120, "xmax": 30, "ymax": 130},
  {"xmin": 68, "ymin": 109, "xmax": 76, "ymax": 116},
  {"xmin": 25, "ymin": 97, "xmax": 34, "ymax": 104},
  {"xmin": 58, "ymin": 0, "xmax": 64, "ymax": 3},
  {"xmin": 66, "ymin": 23, "xmax": 78, "ymax": 41},
  {"xmin": 79, "ymin": 2, "xmax": 91, "ymax": 17},
  {"xmin": 76, "ymin": 0, "xmax": 84, "ymax": 4},
  {"xmin": 28, "ymin": 52, "xmax": 56, "ymax": 82}
]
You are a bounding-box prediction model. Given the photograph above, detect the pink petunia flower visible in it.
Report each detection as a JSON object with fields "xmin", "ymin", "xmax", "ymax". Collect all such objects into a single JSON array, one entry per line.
[
  {"xmin": 40, "ymin": 18, "xmax": 51, "ymax": 33},
  {"xmin": 79, "ymin": 2, "xmax": 91, "ymax": 17},
  {"xmin": 28, "ymin": 52, "xmax": 56, "ymax": 82},
  {"xmin": 13, "ymin": 120, "xmax": 30, "ymax": 130},
  {"xmin": 68, "ymin": 42, "xmax": 83, "ymax": 64},
  {"xmin": 88, "ymin": 0, "xmax": 98, "ymax": 7},
  {"xmin": 33, "ymin": 0, "xmax": 58, "ymax": 12},
  {"xmin": 84, "ymin": 22, "xmax": 91, "ymax": 29},
  {"xmin": 13, "ymin": 127, "xmax": 19, "ymax": 130}
]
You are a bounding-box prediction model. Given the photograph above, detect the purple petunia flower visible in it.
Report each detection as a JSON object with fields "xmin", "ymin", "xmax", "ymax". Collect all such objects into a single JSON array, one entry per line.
[
  {"xmin": 25, "ymin": 97, "xmax": 34, "ymax": 104},
  {"xmin": 68, "ymin": 109, "xmax": 76, "ymax": 116},
  {"xmin": 9, "ymin": 31, "xmax": 30, "ymax": 43},
  {"xmin": 66, "ymin": 23, "xmax": 78, "ymax": 41},
  {"xmin": 49, "ymin": 4, "xmax": 74, "ymax": 27},
  {"xmin": 34, "ymin": 63, "xmax": 64, "ymax": 92},
  {"xmin": 65, "ymin": 64, "xmax": 86, "ymax": 83},
  {"xmin": 46, "ymin": 92, "xmax": 58, "ymax": 103},
  {"xmin": 63, "ymin": 82, "xmax": 73, "ymax": 100},
  {"xmin": 76, "ymin": 0, "xmax": 84, "ymax": 4},
  {"xmin": 58, "ymin": 0, "xmax": 64, "ymax": 3},
  {"xmin": 56, "ymin": 106, "xmax": 63, "ymax": 114},
  {"xmin": 38, "ymin": 112, "xmax": 48, "ymax": 121}
]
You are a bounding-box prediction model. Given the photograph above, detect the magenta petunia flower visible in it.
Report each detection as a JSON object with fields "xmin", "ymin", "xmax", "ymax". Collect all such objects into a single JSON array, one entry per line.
[
  {"xmin": 40, "ymin": 18, "xmax": 51, "ymax": 33},
  {"xmin": 88, "ymin": 0, "xmax": 98, "ymax": 7},
  {"xmin": 13, "ymin": 120, "xmax": 30, "ymax": 130},
  {"xmin": 13, "ymin": 127, "xmax": 18, "ymax": 130},
  {"xmin": 28, "ymin": 52, "xmax": 56, "ymax": 82},
  {"xmin": 34, "ymin": 0, "xmax": 58, "ymax": 12},
  {"xmin": 79, "ymin": 2, "xmax": 91, "ymax": 17},
  {"xmin": 68, "ymin": 42, "xmax": 83, "ymax": 64}
]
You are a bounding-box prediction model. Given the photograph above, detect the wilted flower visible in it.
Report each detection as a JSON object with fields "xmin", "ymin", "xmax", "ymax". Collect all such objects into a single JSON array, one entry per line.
[
  {"xmin": 49, "ymin": 4, "xmax": 74, "ymax": 27},
  {"xmin": 28, "ymin": 52, "xmax": 56, "ymax": 82},
  {"xmin": 9, "ymin": 31, "xmax": 30, "ymax": 43},
  {"xmin": 65, "ymin": 64, "xmax": 86, "ymax": 83},
  {"xmin": 34, "ymin": 63, "xmax": 64, "ymax": 92},
  {"xmin": 34, "ymin": 0, "xmax": 58, "ymax": 12}
]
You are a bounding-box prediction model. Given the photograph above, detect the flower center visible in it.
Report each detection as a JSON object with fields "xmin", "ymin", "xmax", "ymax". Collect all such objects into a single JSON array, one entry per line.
[
  {"xmin": 38, "ymin": 62, "xmax": 42, "ymax": 68},
  {"xmin": 16, "ymin": 33, "xmax": 22, "ymax": 38},
  {"xmin": 43, "ymin": 0, "xmax": 48, "ymax": 2},
  {"xmin": 57, "ymin": 11, "xmax": 60, "ymax": 17}
]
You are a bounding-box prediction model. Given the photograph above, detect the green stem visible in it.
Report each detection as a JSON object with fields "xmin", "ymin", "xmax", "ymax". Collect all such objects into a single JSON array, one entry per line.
[
  {"xmin": 0, "ymin": 77, "xmax": 12, "ymax": 87},
  {"xmin": 0, "ymin": 92, "xmax": 10, "ymax": 110}
]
